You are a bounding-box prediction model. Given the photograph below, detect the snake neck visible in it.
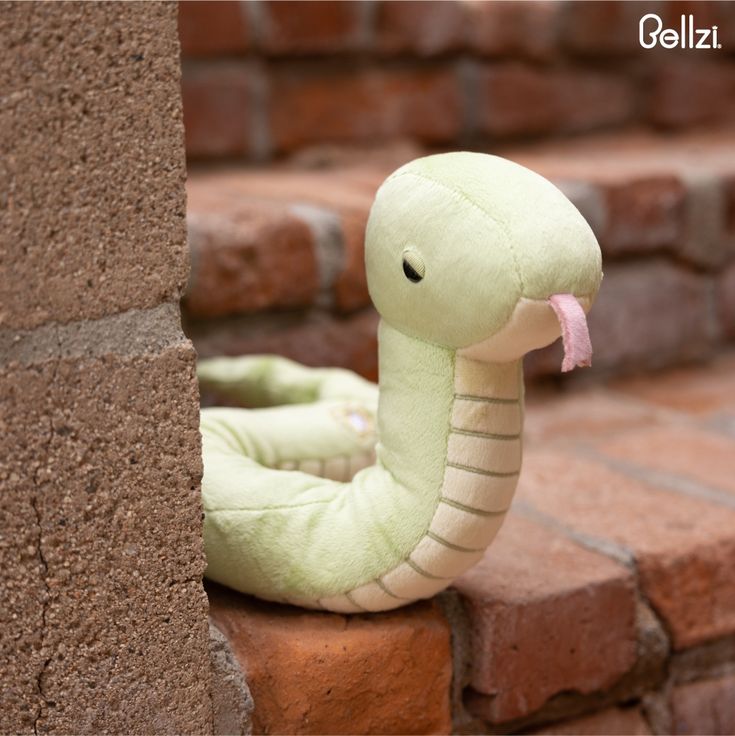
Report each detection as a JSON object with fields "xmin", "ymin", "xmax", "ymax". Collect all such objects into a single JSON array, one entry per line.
[
  {"xmin": 442, "ymin": 353, "xmax": 524, "ymax": 517},
  {"xmin": 374, "ymin": 321, "xmax": 524, "ymax": 513}
]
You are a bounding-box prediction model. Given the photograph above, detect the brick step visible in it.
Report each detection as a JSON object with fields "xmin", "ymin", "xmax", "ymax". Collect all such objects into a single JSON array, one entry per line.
[
  {"xmin": 208, "ymin": 354, "xmax": 735, "ymax": 734},
  {"xmin": 185, "ymin": 130, "xmax": 735, "ymax": 382}
]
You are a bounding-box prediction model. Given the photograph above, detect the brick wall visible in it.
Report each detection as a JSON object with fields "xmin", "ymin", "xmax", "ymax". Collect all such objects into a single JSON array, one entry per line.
[
  {"xmin": 179, "ymin": 1, "xmax": 735, "ymax": 385},
  {"xmin": 183, "ymin": 130, "xmax": 735, "ymax": 385},
  {"xmin": 179, "ymin": 0, "xmax": 735, "ymax": 162},
  {"xmin": 0, "ymin": 4, "xmax": 215, "ymax": 732}
]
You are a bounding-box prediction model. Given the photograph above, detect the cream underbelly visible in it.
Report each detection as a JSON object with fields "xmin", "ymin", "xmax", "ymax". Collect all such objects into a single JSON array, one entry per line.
[{"xmin": 293, "ymin": 356, "xmax": 523, "ymax": 614}]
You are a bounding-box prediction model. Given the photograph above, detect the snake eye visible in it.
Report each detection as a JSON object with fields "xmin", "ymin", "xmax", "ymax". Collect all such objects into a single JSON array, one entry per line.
[{"xmin": 402, "ymin": 249, "xmax": 425, "ymax": 283}]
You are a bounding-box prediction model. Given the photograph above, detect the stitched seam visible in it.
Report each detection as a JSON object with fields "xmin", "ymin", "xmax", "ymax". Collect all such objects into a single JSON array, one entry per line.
[
  {"xmin": 446, "ymin": 461, "xmax": 520, "ymax": 478},
  {"xmin": 450, "ymin": 427, "xmax": 521, "ymax": 441},
  {"xmin": 440, "ymin": 495, "xmax": 509, "ymax": 517},
  {"xmin": 344, "ymin": 591, "xmax": 368, "ymax": 611},
  {"xmin": 206, "ymin": 499, "xmax": 333, "ymax": 513},
  {"xmin": 406, "ymin": 556, "xmax": 449, "ymax": 580},
  {"xmin": 389, "ymin": 169, "xmax": 524, "ymax": 293},
  {"xmin": 375, "ymin": 577, "xmax": 406, "ymax": 600},
  {"xmin": 427, "ymin": 530, "xmax": 483, "ymax": 554},
  {"xmin": 454, "ymin": 393, "xmax": 519, "ymax": 405}
]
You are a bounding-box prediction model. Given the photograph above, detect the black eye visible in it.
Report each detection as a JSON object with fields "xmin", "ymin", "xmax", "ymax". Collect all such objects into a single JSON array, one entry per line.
[{"xmin": 402, "ymin": 259, "xmax": 423, "ymax": 283}]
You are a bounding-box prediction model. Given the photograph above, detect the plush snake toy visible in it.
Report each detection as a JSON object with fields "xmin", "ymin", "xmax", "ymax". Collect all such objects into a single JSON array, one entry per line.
[{"xmin": 198, "ymin": 153, "xmax": 602, "ymax": 613}]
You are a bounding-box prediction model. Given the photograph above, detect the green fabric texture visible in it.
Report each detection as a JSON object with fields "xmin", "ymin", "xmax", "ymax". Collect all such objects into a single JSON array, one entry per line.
[
  {"xmin": 200, "ymin": 325, "xmax": 454, "ymax": 603},
  {"xmin": 366, "ymin": 152, "xmax": 602, "ymax": 348},
  {"xmin": 198, "ymin": 152, "xmax": 603, "ymax": 610}
]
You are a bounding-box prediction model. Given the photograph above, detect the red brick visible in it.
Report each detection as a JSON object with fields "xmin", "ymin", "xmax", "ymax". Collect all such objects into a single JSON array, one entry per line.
[
  {"xmin": 719, "ymin": 262, "xmax": 735, "ymax": 338},
  {"xmin": 562, "ymin": 1, "xmax": 644, "ymax": 56},
  {"xmin": 477, "ymin": 65, "xmax": 634, "ymax": 137},
  {"xmin": 188, "ymin": 166, "xmax": 382, "ymax": 309},
  {"xmin": 258, "ymin": 0, "xmax": 366, "ymax": 55},
  {"xmin": 726, "ymin": 176, "xmax": 735, "ymax": 237},
  {"xmin": 613, "ymin": 352, "xmax": 735, "ymax": 416},
  {"xmin": 188, "ymin": 307, "xmax": 380, "ymax": 383},
  {"xmin": 183, "ymin": 200, "xmax": 318, "ymax": 318},
  {"xmin": 454, "ymin": 514, "xmax": 637, "ymax": 723},
  {"xmin": 602, "ymin": 176, "xmax": 686, "ymax": 255},
  {"xmin": 533, "ymin": 706, "xmax": 652, "ymax": 735},
  {"xmin": 182, "ymin": 64, "xmax": 252, "ymax": 158},
  {"xmin": 207, "ymin": 583, "xmax": 453, "ymax": 735},
  {"xmin": 517, "ymin": 449, "xmax": 735, "ymax": 649},
  {"xmin": 583, "ymin": 260, "xmax": 717, "ymax": 374},
  {"xmin": 178, "ymin": 1, "xmax": 250, "ymax": 56},
  {"xmin": 524, "ymin": 387, "xmax": 662, "ymax": 447},
  {"xmin": 375, "ymin": 0, "xmax": 467, "ymax": 56},
  {"xmin": 595, "ymin": 424, "xmax": 735, "ymax": 499},
  {"xmin": 648, "ymin": 60, "xmax": 735, "ymax": 129},
  {"xmin": 269, "ymin": 67, "xmax": 462, "ymax": 152},
  {"xmin": 670, "ymin": 674, "xmax": 735, "ymax": 735},
  {"xmin": 467, "ymin": 1, "xmax": 562, "ymax": 61},
  {"xmin": 334, "ymin": 211, "xmax": 370, "ymax": 312}
]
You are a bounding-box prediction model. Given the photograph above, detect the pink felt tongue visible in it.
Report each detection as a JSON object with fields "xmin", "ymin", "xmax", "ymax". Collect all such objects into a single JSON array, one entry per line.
[{"xmin": 548, "ymin": 294, "xmax": 592, "ymax": 373}]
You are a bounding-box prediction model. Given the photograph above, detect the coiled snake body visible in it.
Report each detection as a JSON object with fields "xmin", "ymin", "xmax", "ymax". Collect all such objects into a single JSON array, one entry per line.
[{"xmin": 199, "ymin": 153, "xmax": 602, "ymax": 613}]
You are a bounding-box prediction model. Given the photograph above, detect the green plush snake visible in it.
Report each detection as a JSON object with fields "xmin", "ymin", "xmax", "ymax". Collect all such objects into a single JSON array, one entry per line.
[{"xmin": 198, "ymin": 153, "xmax": 602, "ymax": 613}]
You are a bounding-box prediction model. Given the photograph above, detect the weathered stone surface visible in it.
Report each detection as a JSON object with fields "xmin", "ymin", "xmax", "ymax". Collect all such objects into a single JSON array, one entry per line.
[
  {"xmin": 532, "ymin": 706, "xmax": 652, "ymax": 735},
  {"xmin": 718, "ymin": 261, "xmax": 735, "ymax": 338},
  {"xmin": 179, "ymin": 1, "xmax": 251, "ymax": 57},
  {"xmin": 257, "ymin": 0, "xmax": 368, "ymax": 55},
  {"xmin": 182, "ymin": 63, "xmax": 255, "ymax": 159},
  {"xmin": 597, "ymin": 424, "xmax": 735, "ymax": 499},
  {"xmin": 467, "ymin": 1, "xmax": 561, "ymax": 61},
  {"xmin": 518, "ymin": 449, "xmax": 735, "ymax": 650},
  {"xmin": 647, "ymin": 60, "xmax": 735, "ymax": 130},
  {"xmin": 210, "ymin": 623, "xmax": 253, "ymax": 736},
  {"xmin": 269, "ymin": 66, "xmax": 462, "ymax": 152},
  {"xmin": 476, "ymin": 65, "xmax": 634, "ymax": 137},
  {"xmin": 1, "ymin": 4, "xmax": 212, "ymax": 731},
  {"xmin": 601, "ymin": 176, "xmax": 685, "ymax": 256},
  {"xmin": 0, "ymin": 364, "xmax": 54, "ymax": 734},
  {"xmin": 0, "ymin": 3, "xmax": 189, "ymax": 329},
  {"xmin": 523, "ymin": 387, "xmax": 661, "ymax": 447},
  {"xmin": 583, "ymin": 260, "xmax": 718, "ymax": 374},
  {"xmin": 30, "ymin": 343, "xmax": 210, "ymax": 734},
  {"xmin": 670, "ymin": 674, "xmax": 735, "ymax": 735},
  {"xmin": 187, "ymin": 307, "xmax": 380, "ymax": 383},
  {"xmin": 376, "ymin": 0, "xmax": 467, "ymax": 56},
  {"xmin": 454, "ymin": 514, "xmax": 637, "ymax": 724},
  {"xmin": 613, "ymin": 352, "xmax": 735, "ymax": 417},
  {"xmin": 208, "ymin": 583, "xmax": 453, "ymax": 735},
  {"xmin": 184, "ymin": 201, "xmax": 318, "ymax": 318}
]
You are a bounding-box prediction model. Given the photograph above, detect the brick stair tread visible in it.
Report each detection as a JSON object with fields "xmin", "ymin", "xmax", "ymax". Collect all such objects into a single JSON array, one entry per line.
[
  {"xmin": 185, "ymin": 129, "xmax": 735, "ymax": 318},
  {"xmin": 209, "ymin": 353, "xmax": 735, "ymax": 732}
]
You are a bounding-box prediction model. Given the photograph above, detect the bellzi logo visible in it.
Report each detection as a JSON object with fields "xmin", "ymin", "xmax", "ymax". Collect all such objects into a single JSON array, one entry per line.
[{"xmin": 639, "ymin": 13, "xmax": 722, "ymax": 49}]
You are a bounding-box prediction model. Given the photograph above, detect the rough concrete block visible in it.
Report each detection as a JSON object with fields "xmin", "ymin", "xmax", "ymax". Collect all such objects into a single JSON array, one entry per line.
[
  {"xmin": 209, "ymin": 623, "xmax": 253, "ymax": 736},
  {"xmin": 1, "ymin": 328, "xmax": 212, "ymax": 734},
  {"xmin": 0, "ymin": 3, "xmax": 188, "ymax": 330}
]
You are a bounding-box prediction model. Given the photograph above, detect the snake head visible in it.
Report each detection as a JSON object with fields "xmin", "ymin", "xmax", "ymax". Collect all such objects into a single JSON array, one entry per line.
[{"xmin": 365, "ymin": 152, "xmax": 603, "ymax": 371}]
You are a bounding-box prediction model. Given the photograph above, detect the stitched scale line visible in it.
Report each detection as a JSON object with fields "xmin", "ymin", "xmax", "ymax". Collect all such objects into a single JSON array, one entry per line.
[
  {"xmin": 450, "ymin": 426, "xmax": 521, "ymax": 441},
  {"xmin": 446, "ymin": 461, "xmax": 520, "ymax": 478},
  {"xmin": 375, "ymin": 577, "xmax": 404, "ymax": 599},
  {"xmin": 427, "ymin": 530, "xmax": 484, "ymax": 553},
  {"xmin": 406, "ymin": 556, "xmax": 449, "ymax": 581},
  {"xmin": 344, "ymin": 591, "xmax": 367, "ymax": 611},
  {"xmin": 387, "ymin": 170, "xmax": 524, "ymax": 293},
  {"xmin": 454, "ymin": 393, "xmax": 520, "ymax": 405},
  {"xmin": 440, "ymin": 496, "xmax": 509, "ymax": 517}
]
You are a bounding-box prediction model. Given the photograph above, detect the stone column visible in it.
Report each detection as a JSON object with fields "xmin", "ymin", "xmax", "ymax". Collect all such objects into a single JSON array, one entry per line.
[{"xmin": 0, "ymin": 3, "xmax": 213, "ymax": 733}]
